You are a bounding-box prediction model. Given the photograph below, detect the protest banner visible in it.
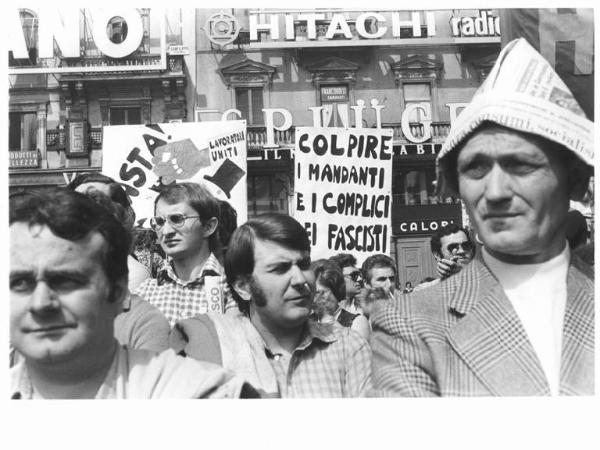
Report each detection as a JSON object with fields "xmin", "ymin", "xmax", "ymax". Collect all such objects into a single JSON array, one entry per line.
[
  {"xmin": 102, "ymin": 120, "xmax": 248, "ymax": 228},
  {"xmin": 293, "ymin": 127, "xmax": 394, "ymax": 263}
]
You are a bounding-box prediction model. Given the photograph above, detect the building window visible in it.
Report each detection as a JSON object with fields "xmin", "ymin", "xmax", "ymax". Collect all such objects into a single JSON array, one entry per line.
[
  {"xmin": 319, "ymin": 84, "xmax": 349, "ymax": 127},
  {"xmin": 110, "ymin": 107, "xmax": 142, "ymax": 125},
  {"xmin": 247, "ymin": 174, "xmax": 288, "ymax": 217},
  {"xmin": 107, "ymin": 16, "xmax": 128, "ymax": 44},
  {"xmin": 394, "ymin": 167, "xmax": 457, "ymax": 206},
  {"xmin": 9, "ymin": 112, "xmax": 37, "ymax": 151},
  {"xmin": 402, "ymin": 82, "xmax": 432, "ymax": 122},
  {"xmin": 235, "ymin": 87, "xmax": 264, "ymax": 125}
]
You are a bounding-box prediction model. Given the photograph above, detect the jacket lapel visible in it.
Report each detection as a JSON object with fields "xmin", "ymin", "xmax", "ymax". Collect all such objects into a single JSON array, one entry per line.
[
  {"xmin": 446, "ymin": 256, "xmax": 550, "ymax": 396},
  {"xmin": 559, "ymin": 257, "xmax": 594, "ymax": 395}
]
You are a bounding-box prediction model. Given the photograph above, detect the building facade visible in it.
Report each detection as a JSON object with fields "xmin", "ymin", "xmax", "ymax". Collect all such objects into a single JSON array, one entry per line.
[
  {"xmin": 193, "ymin": 8, "xmax": 502, "ymax": 283},
  {"xmin": 9, "ymin": 8, "xmax": 505, "ymax": 283}
]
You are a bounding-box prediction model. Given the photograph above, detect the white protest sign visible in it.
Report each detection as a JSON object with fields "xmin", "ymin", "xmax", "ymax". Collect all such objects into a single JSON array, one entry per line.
[
  {"xmin": 102, "ymin": 121, "xmax": 248, "ymax": 228},
  {"xmin": 294, "ymin": 127, "xmax": 393, "ymax": 262}
]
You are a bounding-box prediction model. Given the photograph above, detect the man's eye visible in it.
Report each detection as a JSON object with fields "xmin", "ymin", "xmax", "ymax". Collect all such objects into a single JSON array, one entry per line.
[
  {"xmin": 503, "ymin": 160, "xmax": 538, "ymax": 175},
  {"xmin": 48, "ymin": 276, "xmax": 85, "ymax": 293},
  {"xmin": 10, "ymin": 277, "xmax": 34, "ymax": 293},
  {"xmin": 459, "ymin": 161, "xmax": 491, "ymax": 179},
  {"xmin": 271, "ymin": 263, "xmax": 291, "ymax": 274}
]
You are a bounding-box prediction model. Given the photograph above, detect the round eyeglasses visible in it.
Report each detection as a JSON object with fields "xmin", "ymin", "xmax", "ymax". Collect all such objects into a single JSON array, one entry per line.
[{"xmin": 149, "ymin": 213, "xmax": 201, "ymax": 231}]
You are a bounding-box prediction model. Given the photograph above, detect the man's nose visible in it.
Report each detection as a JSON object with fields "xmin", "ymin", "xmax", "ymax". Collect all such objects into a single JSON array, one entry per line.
[
  {"xmin": 29, "ymin": 282, "xmax": 59, "ymax": 314},
  {"xmin": 484, "ymin": 165, "xmax": 513, "ymax": 203},
  {"xmin": 160, "ymin": 220, "xmax": 176, "ymax": 236}
]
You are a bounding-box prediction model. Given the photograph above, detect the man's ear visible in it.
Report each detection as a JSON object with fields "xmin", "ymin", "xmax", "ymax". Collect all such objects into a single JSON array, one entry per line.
[
  {"xmin": 233, "ymin": 276, "xmax": 252, "ymax": 301},
  {"xmin": 202, "ymin": 216, "xmax": 219, "ymax": 238}
]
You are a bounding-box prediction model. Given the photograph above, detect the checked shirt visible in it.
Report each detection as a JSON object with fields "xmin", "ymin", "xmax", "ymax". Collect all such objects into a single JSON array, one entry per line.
[{"xmin": 135, "ymin": 253, "xmax": 236, "ymax": 327}]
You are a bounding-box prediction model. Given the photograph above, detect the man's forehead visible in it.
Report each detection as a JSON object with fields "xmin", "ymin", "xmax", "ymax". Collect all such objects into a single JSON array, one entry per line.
[
  {"xmin": 458, "ymin": 127, "xmax": 554, "ymax": 161},
  {"xmin": 441, "ymin": 231, "xmax": 468, "ymax": 245},
  {"xmin": 10, "ymin": 222, "xmax": 107, "ymax": 262},
  {"xmin": 371, "ymin": 266, "xmax": 395, "ymax": 276},
  {"xmin": 155, "ymin": 198, "xmax": 195, "ymax": 214},
  {"xmin": 342, "ymin": 265, "xmax": 358, "ymax": 274},
  {"xmin": 253, "ymin": 239, "xmax": 309, "ymax": 263}
]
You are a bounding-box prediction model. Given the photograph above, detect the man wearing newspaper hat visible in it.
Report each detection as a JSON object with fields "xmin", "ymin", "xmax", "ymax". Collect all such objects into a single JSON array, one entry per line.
[{"xmin": 371, "ymin": 38, "xmax": 594, "ymax": 396}]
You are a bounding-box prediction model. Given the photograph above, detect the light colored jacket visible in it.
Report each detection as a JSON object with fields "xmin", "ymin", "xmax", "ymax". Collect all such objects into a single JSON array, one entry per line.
[{"xmin": 370, "ymin": 253, "xmax": 594, "ymax": 396}]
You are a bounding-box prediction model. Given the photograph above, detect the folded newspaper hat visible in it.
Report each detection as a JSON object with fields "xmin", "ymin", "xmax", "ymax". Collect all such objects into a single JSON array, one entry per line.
[{"xmin": 437, "ymin": 38, "xmax": 594, "ymax": 171}]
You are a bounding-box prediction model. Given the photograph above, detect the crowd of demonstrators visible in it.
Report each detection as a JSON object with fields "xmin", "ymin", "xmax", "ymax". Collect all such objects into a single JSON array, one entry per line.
[
  {"xmin": 9, "ymin": 189, "xmax": 256, "ymax": 399},
  {"xmin": 169, "ymin": 214, "xmax": 372, "ymax": 397},
  {"xmin": 370, "ymin": 38, "xmax": 594, "ymax": 396},
  {"xmin": 8, "ymin": 38, "xmax": 593, "ymax": 400},
  {"xmin": 134, "ymin": 182, "xmax": 237, "ymax": 328},
  {"xmin": 413, "ymin": 223, "xmax": 476, "ymax": 292},
  {"xmin": 311, "ymin": 259, "xmax": 370, "ymax": 340}
]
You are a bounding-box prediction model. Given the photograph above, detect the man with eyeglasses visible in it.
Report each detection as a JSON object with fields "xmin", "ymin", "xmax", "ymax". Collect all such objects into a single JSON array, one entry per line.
[
  {"xmin": 135, "ymin": 182, "xmax": 237, "ymax": 327},
  {"xmin": 329, "ymin": 253, "xmax": 364, "ymax": 315},
  {"xmin": 413, "ymin": 224, "xmax": 475, "ymax": 292}
]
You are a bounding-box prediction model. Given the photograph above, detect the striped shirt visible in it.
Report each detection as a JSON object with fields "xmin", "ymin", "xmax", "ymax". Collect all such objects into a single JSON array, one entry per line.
[{"xmin": 135, "ymin": 253, "xmax": 237, "ymax": 327}]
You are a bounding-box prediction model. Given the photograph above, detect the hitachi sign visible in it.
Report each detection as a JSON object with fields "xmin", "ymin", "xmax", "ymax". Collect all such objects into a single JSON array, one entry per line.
[
  {"xmin": 249, "ymin": 11, "xmax": 436, "ymax": 41},
  {"xmin": 9, "ymin": 8, "xmax": 146, "ymax": 60}
]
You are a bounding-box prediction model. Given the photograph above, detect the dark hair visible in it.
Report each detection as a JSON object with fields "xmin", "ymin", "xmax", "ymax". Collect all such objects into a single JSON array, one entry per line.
[
  {"xmin": 154, "ymin": 182, "xmax": 221, "ymax": 255},
  {"xmin": 430, "ymin": 223, "xmax": 472, "ymax": 257},
  {"xmin": 566, "ymin": 209, "xmax": 589, "ymax": 249},
  {"xmin": 217, "ymin": 199, "xmax": 238, "ymax": 251},
  {"xmin": 329, "ymin": 253, "xmax": 357, "ymax": 270},
  {"xmin": 68, "ymin": 172, "xmax": 135, "ymax": 228},
  {"xmin": 10, "ymin": 188, "xmax": 130, "ymax": 300},
  {"xmin": 310, "ymin": 259, "xmax": 346, "ymax": 302},
  {"xmin": 225, "ymin": 213, "xmax": 310, "ymax": 314},
  {"xmin": 361, "ymin": 254, "xmax": 396, "ymax": 284}
]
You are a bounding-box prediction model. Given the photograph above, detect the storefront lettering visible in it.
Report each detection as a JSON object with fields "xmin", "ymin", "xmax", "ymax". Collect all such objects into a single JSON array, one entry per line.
[
  {"xmin": 450, "ymin": 10, "xmax": 500, "ymax": 37},
  {"xmin": 399, "ymin": 219, "xmax": 454, "ymax": 233},
  {"xmin": 10, "ymin": 8, "xmax": 145, "ymax": 60},
  {"xmin": 249, "ymin": 11, "xmax": 436, "ymax": 41},
  {"xmin": 223, "ymin": 101, "xmax": 465, "ymax": 147}
]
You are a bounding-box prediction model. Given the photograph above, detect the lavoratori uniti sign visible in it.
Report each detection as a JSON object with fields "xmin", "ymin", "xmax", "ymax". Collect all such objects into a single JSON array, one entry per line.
[{"xmin": 8, "ymin": 8, "xmax": 166, "ymax": 74}]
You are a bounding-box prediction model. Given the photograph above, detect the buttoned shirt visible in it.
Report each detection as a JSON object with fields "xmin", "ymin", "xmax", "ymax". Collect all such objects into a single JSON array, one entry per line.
[
  {"xmin": 171, "ymin": 313, "xmax": 372, "ymax": 398},
  {"xmin": 265, "ymin": 321, "xmax": 372, "ymax": 398},
  {"xmin": 135, "ymin": 253, "xmax": 236, "ymax": 327}
]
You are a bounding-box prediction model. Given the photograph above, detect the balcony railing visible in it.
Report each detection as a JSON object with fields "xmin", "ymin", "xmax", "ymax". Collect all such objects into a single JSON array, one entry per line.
[
  {"xmin": 45, "ymin": 122, "xmax": 451, "ymax": 153},
  {"xmin": 46, "ymin": 127, "xmax": 103, "ymax": 151}
]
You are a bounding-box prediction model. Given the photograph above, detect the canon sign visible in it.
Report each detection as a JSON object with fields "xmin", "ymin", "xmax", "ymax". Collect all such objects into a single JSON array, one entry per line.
[{"xmin": 8, "ymin": 8, "xmax": 166, "ymax": 74}]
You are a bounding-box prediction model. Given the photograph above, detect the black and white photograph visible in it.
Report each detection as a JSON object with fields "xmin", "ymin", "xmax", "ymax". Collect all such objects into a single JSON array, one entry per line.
[{"xmin": 5, "ymin": 3, "xmax": 597, "ymax": 448}]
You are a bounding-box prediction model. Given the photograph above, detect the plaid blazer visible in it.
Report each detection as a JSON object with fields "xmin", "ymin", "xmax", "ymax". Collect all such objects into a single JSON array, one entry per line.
[{"xmin": 370, "ymin": 253, "xmax": 594, "ymax": 396}]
